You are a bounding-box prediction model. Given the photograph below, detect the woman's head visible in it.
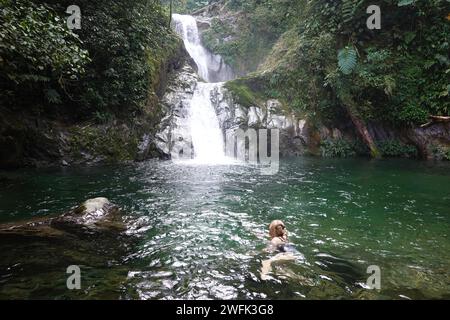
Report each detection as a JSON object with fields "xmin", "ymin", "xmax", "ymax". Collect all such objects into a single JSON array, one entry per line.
[{"xmin": 269, "ymin": 220, "xmax": 287, "ymax": 238}]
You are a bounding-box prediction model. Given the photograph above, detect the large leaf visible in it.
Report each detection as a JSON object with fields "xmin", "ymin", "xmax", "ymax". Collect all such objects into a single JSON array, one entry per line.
[
  {"xmin": 338, "ymin": 47, "xmax": 357, "ymax": 75},
  {"xmin": 398, "ymin": 0, "xmax": 415, "ymax": 6},
  {"xmin": 341, "ymin": 0, "xmax": 364, "ymax": 23}
]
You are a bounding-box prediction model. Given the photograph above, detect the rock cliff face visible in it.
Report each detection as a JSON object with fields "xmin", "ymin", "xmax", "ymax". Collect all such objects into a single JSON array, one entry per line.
[
  {"xmin": 155, "ymin": 64, "xmax": 199, "ymax": 159},
  {"xmin": 208, "ymin": 85, "xmax": 306, "ymax": 157},
  {"xmin": 366, "ymin": 122, "xmax": 450, "ymax": 160},
  {"xmin": 406, "ymin": 123, "xmax": 450, "ymax": 160},
  {"xmin": 154, "ymin": 61, "xmax": 320, "ymax": 159}
]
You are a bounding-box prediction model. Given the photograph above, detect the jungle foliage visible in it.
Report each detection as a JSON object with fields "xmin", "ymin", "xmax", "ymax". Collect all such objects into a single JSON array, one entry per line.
[
  {"xmin": 161, "ymin": 0, "xmax": 220, "ymax": 13},
  {"xmin": 198, "ymin": 0, "xmax": 449, "ymax": 127},
  {"xmin": 0, "ymin": 0, "xmax": 177, "ymax": 120}
]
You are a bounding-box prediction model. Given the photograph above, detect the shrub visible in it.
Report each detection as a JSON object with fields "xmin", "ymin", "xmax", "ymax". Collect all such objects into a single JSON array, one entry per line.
[
  {"xmin": 320, "ymin": 138, "xmax": 356, "ymax": 158},
  {"xmin": 378, "ymin": 139, "xmax": 418, "ymax": 158},
  {"xmin": 431, "ymin": 145, "xmax": 450, "ymax": 161}
]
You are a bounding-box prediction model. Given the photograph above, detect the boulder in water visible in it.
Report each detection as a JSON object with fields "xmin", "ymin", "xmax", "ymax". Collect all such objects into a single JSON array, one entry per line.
[
  {"xmin": 0, "ymin": 198, "xmax": 131, "ymax": 299},
  {"xmin": 51, "ymin": 197, "xmax": 124, "ymax": 234},
  {"xmin": 0, "ymin": 197, "xmax": 125, "ymax": 240}
]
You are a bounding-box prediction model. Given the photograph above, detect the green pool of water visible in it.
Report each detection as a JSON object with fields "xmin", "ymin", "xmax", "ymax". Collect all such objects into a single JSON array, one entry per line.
[{"xmin": 0, "ymin": 157, "xmax": 449, "ymax": 299}]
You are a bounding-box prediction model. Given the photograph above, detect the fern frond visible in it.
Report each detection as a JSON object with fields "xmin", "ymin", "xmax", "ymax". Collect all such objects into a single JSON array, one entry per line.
[
  {"xmin": 338, "ymin": 47, "xmax": 357, "ymax": 75},
  {"xmin": 341, "ymin": 0, "xmax": 365, "ymax": 23},
  {"xmin": 398, "ymin": 0, "xmax": 415, "ymax": 6}
]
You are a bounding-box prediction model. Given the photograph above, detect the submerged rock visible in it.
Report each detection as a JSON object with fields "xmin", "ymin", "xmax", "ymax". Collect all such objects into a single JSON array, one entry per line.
[
  {"xmin": 0, "ymin": 198, "xmax": 131, "ymax": 299},
  {"xmin": 314, "ymin": 253, "xmax": 366, "ymax": 286},
  {"xmin": 0, "ymin": 198, "xmax": 125, "ymax": 240}
]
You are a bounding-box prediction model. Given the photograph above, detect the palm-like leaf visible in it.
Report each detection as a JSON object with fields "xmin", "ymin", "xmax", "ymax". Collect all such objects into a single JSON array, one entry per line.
[
  {"xmin": 341, "ymin": 0, "xmax": 364, "ymax": 23},
  {"xmin": 338, "ymin": 47, "xmax": 357, "ymax": 75},
  {"xmin": 398, "ymin": 0, "xmax": 415, "ymax": 7}
]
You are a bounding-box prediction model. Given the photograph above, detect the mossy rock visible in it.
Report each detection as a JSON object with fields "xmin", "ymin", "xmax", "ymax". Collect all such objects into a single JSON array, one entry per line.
[
  {"xmin": 224, "ymin": 75, "xmax": 272, "ymax": 108},
  {"xmin": 68, "ymin": 123, "xmax": 140, "ymax": 164}
]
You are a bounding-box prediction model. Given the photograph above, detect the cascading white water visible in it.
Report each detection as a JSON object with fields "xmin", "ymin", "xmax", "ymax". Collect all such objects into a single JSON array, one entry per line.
[
  {"xmin": 172, "ymin": 14, "xmax": 233, "ymax": 83},
  {"xmin": 172, "ymin": 14, "xmax": 235, "ymax": 164},
  {"xmin": 188, "ymin": 82, "xmax": 227, "ymax": 163}
]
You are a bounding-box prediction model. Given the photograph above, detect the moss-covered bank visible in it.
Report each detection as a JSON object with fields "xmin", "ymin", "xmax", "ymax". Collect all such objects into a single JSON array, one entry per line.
[
  {"xmin": 0, "ymin": 31, "xmax": 190, "ymax": 169},
  {"xmin": 0, "ymin": 0, "xmax": 191, "ymax": 168}
]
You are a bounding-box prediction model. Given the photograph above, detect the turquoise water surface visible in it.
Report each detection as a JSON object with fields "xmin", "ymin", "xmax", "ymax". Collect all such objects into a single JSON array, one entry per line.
[{"xmin": 0, "ymin": 157, "xmax": 449, "ymax": 299}]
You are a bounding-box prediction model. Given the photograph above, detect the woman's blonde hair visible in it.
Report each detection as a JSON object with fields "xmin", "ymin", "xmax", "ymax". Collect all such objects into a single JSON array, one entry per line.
[{"xmin": 269, "ymin": 220, "xmax": 285, "ymax": 238}]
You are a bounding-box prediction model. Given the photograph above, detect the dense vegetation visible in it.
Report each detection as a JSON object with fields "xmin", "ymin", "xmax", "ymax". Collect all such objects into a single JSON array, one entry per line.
[
  {"xmin": 0, "ymin": 0, "xmax": 186, "ymax": 167},
  {"xmin": 1, "ymin": 0, "xmax": 177, "ymax": 120},
  {"xmin": 196, "ymin": 0, "xmax": 449, "ymax": 158},
  {"xmin": 1, "ymin": 0, "xmax": 448, "ymax": 165},
  {"xmin": 163, "ymin": 0, "xmax": 220, "ymax": 14},
  {"xmin": 202, "ymin": 0, "xmax": 296, "ymax": 73}
]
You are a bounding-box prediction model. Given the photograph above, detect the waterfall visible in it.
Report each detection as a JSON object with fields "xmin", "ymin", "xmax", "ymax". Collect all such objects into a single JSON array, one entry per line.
[
  {"xmin": 172, "ymin": 14, "xmax": 234, "ymax": 164},
  {"xmin": 188, "ymin": 82, "xmax": 227, "ymax": 163},
  {"xmin": 172, "ymin": 14, "xmax": 233, "ymax": 83}
]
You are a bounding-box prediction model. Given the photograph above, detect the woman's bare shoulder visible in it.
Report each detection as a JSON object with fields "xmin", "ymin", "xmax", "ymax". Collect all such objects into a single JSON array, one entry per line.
[{"xmin": 271, "ymin": 237, "xmax": 285, "ymax": 246}]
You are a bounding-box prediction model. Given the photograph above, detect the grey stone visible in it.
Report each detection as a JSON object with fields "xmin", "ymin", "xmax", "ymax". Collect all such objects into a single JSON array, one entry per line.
[{"xmin": 155, "ymin": 63, "xmax": 198, "ymax": 159}]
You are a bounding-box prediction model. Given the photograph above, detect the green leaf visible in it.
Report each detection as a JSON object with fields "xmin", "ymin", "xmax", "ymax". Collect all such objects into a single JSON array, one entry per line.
[
  {"xmin": 398, "ymin": 0, "xmax": 414, "ymax": 7},
  {"xmin": 338, "ymin": 47, "xmax": 357, "ymax": 75},
  {"xmin": 45, "ymin": 89, "xmax": 61, "ymax": 104},
  {"xmin": 404, "ymin": 32, "xmax": 416, "ymax": 44}
]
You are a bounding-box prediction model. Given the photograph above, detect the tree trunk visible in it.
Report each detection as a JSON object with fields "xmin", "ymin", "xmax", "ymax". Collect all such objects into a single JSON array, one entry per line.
[
  {"xmin": 343, "ymin": 101, "xmax": 381, "ymax": 158},
  {"xmin": 421, "ymin": 116, "xmax": 450, "ymax": 128},
  {"xmin": 168, "ymin": 0, "xmax": 173, "ymax": 28}
]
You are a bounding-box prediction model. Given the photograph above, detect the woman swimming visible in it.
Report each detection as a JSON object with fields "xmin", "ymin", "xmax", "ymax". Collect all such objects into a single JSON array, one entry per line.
[
  {"xmin": 260, "ymin": 220, "xmax": 297, "ymax": 280},
  {"xmin": 261, "ymin": 220, "xmax": 364, "ymax": 285},
  {"xmin": 268, "ymin": 219, "xmax": 292, "ymax": 252}
]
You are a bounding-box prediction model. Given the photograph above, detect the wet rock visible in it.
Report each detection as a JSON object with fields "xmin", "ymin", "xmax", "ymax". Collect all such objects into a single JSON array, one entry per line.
[
  {"xmin": 405, "ymin": 122, "xmax": 450, "ymax": 160},
  {"xmin": 51, "ymin": 198, "xmax": 124, "ymax": 234},
  {"xmin": 0, "ymin": 198, "xmax": 125, "ymax": 240},
  {"xmin": 155, "ymin": 63, "xmax": 199, "ymax": 159},
  {"xmin": 136, "ymin": 134, "xmax": 152, "ymax": 161},
  {"xmin": 0, "ymin": 198, "xmax": 131, "ymax": 299},
  {"xmin": 366, "ymin": 121, "xmax": 450, "ymax": 160},
  {"xmin": 209, "ymin": 87, "xmax": 308, "ymax": 156},
  {"xmin": 248, "ymin": 106, "xmax": 262, "ymax": 128}
]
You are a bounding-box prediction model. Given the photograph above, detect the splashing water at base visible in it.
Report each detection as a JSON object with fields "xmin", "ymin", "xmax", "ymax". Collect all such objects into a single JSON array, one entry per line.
[{"xmin": 184, "ymin": 82, "xmax": 227, "ymax": 164}]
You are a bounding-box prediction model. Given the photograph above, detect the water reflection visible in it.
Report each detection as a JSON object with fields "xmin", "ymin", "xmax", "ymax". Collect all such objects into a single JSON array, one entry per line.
[{"xmin": 0, "ymin": 158, "xmax": 449, "ymax": 299}]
